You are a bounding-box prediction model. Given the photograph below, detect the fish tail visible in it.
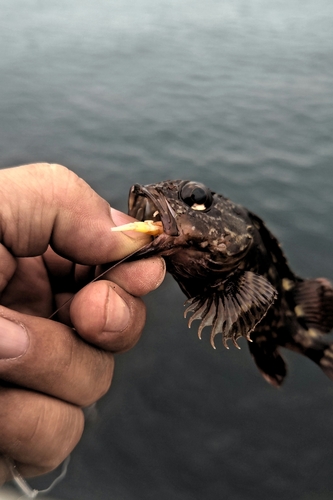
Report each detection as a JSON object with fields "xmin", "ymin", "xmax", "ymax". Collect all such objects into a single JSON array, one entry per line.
[
  {"xmin": 292, "ymin": 277, "xmax": 333, "ymax": 333},
  {"xmin": 318, "ymin": 342, "xmax": 333, "ymax": 381},
  {"xmin": 290, "ymin": 277, "xmax": 333, "ymax": 381},
  {"xmin": 299, "ymin": 333, "xmax": 333, "ymax": 381}
]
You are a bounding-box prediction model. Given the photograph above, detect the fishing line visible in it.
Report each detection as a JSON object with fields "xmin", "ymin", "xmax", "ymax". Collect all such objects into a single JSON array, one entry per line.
[
  {"xmin": 48, "ymin": 247, "xmax": 144, "ymax": 319},
  {"xmin": 6, "ymin": 455, "xmax": 70, "ymax": 498}
]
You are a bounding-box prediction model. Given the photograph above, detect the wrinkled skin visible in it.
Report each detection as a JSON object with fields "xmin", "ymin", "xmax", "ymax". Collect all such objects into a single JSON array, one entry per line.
[{"xmin": 0, "ymin": 164, "xmax": 166, "ymax": 485}]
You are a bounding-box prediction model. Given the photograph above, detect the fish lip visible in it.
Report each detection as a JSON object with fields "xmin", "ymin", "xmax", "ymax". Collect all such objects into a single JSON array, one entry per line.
[{"xmin": 128, "ymin": 184, "xmax": 179, "ymax": 236}]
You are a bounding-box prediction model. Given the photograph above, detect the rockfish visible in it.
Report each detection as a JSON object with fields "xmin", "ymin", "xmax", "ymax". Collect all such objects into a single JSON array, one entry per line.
[{"xmin": 113, "ymin": 180, "xmax": 333, "ymax": 387}]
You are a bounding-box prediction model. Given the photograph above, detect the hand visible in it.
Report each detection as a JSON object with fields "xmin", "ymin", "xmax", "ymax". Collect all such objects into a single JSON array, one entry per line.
[{"xmin": 0, "ymin": 164, "xmax": 165, "ymax": 484}]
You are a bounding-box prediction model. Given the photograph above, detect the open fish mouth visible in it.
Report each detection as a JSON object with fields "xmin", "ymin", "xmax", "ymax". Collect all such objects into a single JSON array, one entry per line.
[{"xmin": 128, "ymin": 184, "xmax": 179, "ymax": 236}]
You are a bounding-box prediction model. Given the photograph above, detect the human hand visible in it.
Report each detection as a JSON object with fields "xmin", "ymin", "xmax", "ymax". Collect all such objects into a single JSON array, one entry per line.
[{"xmin": 0, "ymin": 164, "xmax": 165, "ymax": 484}]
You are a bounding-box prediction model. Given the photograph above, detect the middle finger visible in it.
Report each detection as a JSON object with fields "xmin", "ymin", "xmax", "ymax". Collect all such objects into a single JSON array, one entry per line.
[{"xmin": 0, "ymin": 306, "xmax": 114, "ymax": 407}]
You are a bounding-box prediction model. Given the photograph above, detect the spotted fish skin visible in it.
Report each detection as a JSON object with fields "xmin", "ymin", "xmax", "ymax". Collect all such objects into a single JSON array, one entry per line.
[{"xmin": 127, "ymin": 180, "xmax": 333, "ymax": 386}]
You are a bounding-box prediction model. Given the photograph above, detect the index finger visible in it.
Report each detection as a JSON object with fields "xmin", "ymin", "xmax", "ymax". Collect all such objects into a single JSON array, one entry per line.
[{"xmin": 0, "ymin": 164, "xmax": 150, "ymax": 264}]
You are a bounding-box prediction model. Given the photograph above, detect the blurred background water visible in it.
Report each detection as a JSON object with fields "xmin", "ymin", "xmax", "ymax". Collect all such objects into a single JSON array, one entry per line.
[{"xmin": 1, "ymin": 0, "xmax": 333, "ymax": 498}]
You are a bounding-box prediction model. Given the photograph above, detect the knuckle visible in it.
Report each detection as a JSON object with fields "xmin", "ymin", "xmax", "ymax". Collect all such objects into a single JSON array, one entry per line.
[{"xmin": 79, "ymin": 351, "xmax": 114, "ymax": 406}]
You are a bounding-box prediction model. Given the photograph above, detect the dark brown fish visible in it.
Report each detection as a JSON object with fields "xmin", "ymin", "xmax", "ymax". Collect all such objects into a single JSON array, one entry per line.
[{"xmin": 127, "ymin": 180, "xmax": 333, "ymax": 387}]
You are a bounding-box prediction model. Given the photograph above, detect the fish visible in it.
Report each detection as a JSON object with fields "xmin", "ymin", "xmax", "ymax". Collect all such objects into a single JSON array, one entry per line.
[{"xmin": 112, "ymin": 180, "xmax": 333, "ymax": 387}]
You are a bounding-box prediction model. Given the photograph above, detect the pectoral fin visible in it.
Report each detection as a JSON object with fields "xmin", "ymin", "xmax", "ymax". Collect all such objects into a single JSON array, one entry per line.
[{"xmin": 184, "ymin": 271, "xmax": 277, "ymax": 349}]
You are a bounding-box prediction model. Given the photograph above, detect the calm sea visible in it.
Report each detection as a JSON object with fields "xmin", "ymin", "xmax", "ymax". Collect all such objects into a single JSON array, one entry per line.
[{"xmin": 1, "ymin": 0, "xmax": 333, "ymax": 499}]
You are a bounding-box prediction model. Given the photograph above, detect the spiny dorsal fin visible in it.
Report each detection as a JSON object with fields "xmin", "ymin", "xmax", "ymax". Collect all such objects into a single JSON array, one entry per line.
[
  {"xmin": 184, "ymin": 271, "xmax": 277, "ymax": 349},
  {"xmin": 293, "ymin": 278, "xmax": 333, "ymax": 333}
]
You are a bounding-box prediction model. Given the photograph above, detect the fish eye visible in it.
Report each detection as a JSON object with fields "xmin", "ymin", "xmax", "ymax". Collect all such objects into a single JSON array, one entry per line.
[{"xmin": 180, "ymin": 181, "xmax": 213, "ymax": 210}]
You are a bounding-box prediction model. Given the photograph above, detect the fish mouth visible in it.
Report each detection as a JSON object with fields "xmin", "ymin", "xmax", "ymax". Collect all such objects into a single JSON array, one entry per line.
[{"xmin": 128, "ymin": 184, "xmax": 179, "ymax": 236}]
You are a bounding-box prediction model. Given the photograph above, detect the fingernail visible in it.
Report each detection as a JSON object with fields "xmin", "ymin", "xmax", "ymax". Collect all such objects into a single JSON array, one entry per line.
[
  {"xmin": 110, "ymin": 208, "xmax": 135, "ymax": 226},
  {"xmin": 105, "ymin": 287, "xmax": 130, "ymax": 332},
  {"xmin": 0, "ymin": 316, "xmax": 29, "ymax": 359}
]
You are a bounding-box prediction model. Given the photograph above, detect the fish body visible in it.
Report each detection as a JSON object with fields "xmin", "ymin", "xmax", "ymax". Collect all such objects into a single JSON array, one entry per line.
[{"xmin": 127, "ymin": 180, "xmax": 333, "ymax": 386}]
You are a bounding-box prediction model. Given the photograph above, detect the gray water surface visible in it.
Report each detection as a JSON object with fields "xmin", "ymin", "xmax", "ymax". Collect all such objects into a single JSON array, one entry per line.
[{"xmin": 1, "ymin": 1, "xmax": 333, "ymax": 499}]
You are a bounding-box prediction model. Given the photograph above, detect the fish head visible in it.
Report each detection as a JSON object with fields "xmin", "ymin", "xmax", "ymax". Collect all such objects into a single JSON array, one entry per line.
[{"xmin": 128, "ymin": 180, "xmax": 254, "ymax": 274}]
